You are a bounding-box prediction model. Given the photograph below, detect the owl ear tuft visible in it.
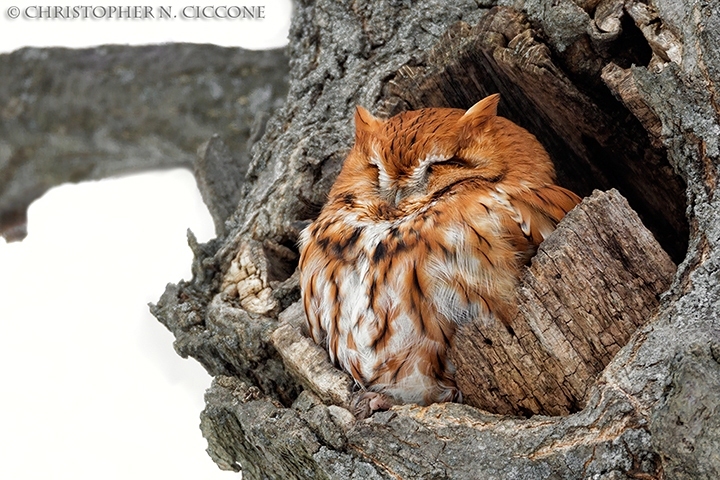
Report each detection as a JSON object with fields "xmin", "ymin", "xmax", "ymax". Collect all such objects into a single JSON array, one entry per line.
[
  {"xmin": 461, "ymin": 93, "xmax": 500, "ymax": 122},
  {"xmin": 355, "ymin": 106, "xmax": 382, "ymax": 137}
]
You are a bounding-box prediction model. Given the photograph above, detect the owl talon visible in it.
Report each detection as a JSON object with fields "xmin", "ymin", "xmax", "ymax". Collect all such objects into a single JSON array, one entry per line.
[{"xmin": 352, "ymin": 391, "xmax": 396, "ymax": 419}]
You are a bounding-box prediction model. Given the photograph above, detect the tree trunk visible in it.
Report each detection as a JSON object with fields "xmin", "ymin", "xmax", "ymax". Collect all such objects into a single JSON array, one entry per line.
[
  {"xmin": 5, "ymin": 0, "xmax": 716, "ymax": 478},
  {"xmin": 149, "ymin": 0, "xmax": 720, "ymax": 477},
  {"xmin": 149, "ymin": 1, "xmax": 720, "ymax": 478}
]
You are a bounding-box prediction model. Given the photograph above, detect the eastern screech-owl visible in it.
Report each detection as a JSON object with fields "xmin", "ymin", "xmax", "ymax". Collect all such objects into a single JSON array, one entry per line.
[{"xmin": 299, "ymin": 94, "xmax": 580, "ymax": 417}]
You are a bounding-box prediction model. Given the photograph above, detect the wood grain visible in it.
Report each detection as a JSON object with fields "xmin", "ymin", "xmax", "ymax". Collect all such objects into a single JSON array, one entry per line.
[{"xmin": 451, "ymin": 189, "xmax": 676, "ymax": 416}]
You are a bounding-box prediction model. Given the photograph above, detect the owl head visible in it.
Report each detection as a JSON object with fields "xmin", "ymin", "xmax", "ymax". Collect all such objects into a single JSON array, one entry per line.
[{"xmin": 329, "ymin": 94, "xmax": 556, "ymax": 209}]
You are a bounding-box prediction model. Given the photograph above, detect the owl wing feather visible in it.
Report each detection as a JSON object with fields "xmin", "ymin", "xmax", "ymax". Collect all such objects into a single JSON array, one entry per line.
[{"xmin": 506, "ymin": 184, "xmax": 581, "ymax": 244}]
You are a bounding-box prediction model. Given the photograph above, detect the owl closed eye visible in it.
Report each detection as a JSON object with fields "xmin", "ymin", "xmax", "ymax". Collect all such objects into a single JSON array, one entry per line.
[{"xmin": 299, "ymin": 94, "xmax": 580, "ymax": 417}]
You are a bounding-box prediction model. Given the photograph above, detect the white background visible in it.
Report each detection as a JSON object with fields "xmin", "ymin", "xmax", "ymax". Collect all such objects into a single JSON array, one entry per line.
[{"xmin": 0, "ymin": 1, "xmax": 292, "ymax": 478}]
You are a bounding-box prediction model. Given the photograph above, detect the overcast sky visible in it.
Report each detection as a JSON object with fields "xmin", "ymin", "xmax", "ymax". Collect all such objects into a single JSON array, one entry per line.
[{"xmin": 0, "ymin": 2, "xmax": 292, "ymax": 479}]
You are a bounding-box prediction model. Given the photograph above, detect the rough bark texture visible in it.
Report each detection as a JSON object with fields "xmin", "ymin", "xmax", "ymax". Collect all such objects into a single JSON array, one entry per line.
[
  {"xmin": 150, "ymin": 0, "xmax": 719, "ymax": 478},
  {"xmin": 0, "ymin": 43, "xmax": 288, "ymax": 240},
  {"xmin": 3, "ymin": 0, "xmax": 718, "ymax": 478},
  {"xmin": 452, "ymin": 189, "xmax": 676, "ymax": 417}
]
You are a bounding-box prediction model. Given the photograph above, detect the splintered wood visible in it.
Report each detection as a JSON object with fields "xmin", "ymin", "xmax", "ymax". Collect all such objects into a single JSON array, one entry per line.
[
  {"xmin": 270, "ymin": 302, "xmax": 354, "ymax": 409},
  {"xmin": 450, "ymin": 189, "xmax": 676, "ymax": 416}
]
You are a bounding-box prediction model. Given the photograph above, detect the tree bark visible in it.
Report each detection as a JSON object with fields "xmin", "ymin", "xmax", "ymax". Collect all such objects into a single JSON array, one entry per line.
[{"xmin": 150, "ymin": 0, "xmax": 720, "ymax": 478}]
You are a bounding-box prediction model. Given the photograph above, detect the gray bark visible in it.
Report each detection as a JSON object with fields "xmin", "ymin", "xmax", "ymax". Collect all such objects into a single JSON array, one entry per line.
[{"xmin": 0, "ymin": 43, "xmax": 288, "ymax": 240}]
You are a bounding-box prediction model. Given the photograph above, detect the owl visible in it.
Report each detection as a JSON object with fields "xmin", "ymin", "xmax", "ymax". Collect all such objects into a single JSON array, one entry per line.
[{"xmin": 298, "ymin": 94, "xmax": 580, "ymax": 417}]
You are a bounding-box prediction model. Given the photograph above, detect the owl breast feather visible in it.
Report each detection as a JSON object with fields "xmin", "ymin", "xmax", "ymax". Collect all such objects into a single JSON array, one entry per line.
[{"xmin": 298, "ymin": 186, "xmax": 521, "ymax": 404}]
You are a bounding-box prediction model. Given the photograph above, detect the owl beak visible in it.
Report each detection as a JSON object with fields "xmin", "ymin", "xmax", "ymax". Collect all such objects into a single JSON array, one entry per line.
[
  {"xmin": 378, "ymin": 186, "xmax": 404, "ymax": 208},
  {"xmin": 392, "ymin": 185, "xmax": 422, "ymax": 207}
]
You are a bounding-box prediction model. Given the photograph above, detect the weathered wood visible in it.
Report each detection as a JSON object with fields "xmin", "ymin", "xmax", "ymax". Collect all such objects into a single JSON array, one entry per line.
[
  {"xmin": 270, "ymin": 302, "xmax": 354, "ymax": 409},
  {"xmin": 451, "ymin": 189, "xmax": 676, "ymax": 416},
  {"xmin": 601, "ymin": 62, "xmax": 663, "ymax": 144}
]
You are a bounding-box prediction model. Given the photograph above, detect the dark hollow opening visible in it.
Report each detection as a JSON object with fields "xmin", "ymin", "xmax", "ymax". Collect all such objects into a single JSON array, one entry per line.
[
  {"xmin": 607, "ymin": 13, "xmax": 654, "ymax": 69},
  {"xmin": 264, "ymin": 236, "xmax": 300, "ymax": 284}
]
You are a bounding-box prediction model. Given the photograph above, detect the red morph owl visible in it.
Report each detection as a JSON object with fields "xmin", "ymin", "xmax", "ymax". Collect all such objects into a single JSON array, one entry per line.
[{"xmin": 299, "ymin": 94, "xmax": 580, "ymax": 417}]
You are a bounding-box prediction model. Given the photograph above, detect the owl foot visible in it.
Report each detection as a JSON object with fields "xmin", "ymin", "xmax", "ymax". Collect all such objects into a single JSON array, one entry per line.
[{"xmin": 352, "ymin": 391, "xmax": 396, "ymax": 419}]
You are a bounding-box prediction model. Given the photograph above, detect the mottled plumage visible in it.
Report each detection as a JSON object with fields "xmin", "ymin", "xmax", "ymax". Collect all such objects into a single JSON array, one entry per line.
[{"xmin": 299, "ymin": 94, "xmax": 580, "ymax": 416}]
